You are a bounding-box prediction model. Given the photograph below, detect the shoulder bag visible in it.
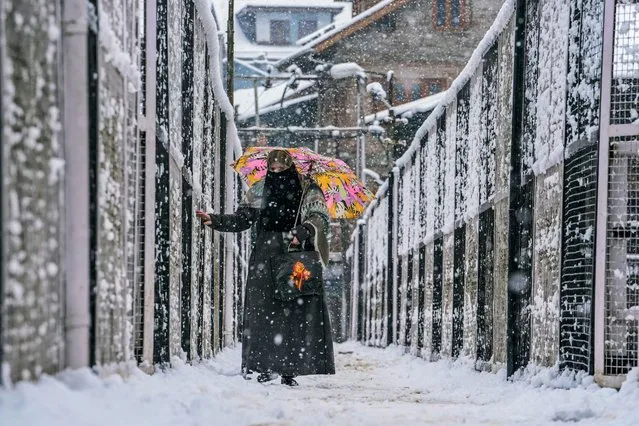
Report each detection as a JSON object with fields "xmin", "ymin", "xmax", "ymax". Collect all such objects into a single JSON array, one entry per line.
[{"xmin": 272, "ymin": 183, "xmax": 324, "ymax": 301}]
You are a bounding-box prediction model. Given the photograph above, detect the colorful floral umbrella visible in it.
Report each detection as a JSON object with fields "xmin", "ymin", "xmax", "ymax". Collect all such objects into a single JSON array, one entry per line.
[{"xmin": 232, "ymin": 146, "xmax": 375, "ymax": 219}]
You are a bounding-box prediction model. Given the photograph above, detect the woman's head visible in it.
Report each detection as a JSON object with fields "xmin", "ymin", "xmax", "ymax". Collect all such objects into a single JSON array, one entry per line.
[
  {"xmin": 267, "ymin": 149, "xmax": 294, "ymax": 173},
  {"xmin": 262, "ymin": 149, "xmax": 302, "ymax": 231}
]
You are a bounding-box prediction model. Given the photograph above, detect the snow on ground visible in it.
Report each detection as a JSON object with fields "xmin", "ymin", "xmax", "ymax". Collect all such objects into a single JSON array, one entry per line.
[{"xmin": 1, "ymin": 342, "xmax": 637, "ymax": 426}]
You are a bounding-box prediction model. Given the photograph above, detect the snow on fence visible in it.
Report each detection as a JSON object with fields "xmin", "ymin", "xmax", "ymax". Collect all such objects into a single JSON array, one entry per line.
[
  {"xmin": 0, "ymin": 0, "xmax": 246, "ymax": 384},
  {"xmin": 348, "ymin": 0, "xmax": 639, "ymax": 387},
  {"xmin": 595, "ymin": 0, "xmax": 639, "ymax": 389}
]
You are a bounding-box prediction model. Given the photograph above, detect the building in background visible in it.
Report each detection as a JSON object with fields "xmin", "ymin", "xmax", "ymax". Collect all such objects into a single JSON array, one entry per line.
[{"xmin": 213, "ymin": 0, "xmax": 352, "ymax": 90}]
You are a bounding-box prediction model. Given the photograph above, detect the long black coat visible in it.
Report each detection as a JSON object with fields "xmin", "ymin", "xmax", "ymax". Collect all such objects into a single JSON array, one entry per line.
[{"xmin": 210, "ymin": 179, "xmax": 335, "ymax": 377}]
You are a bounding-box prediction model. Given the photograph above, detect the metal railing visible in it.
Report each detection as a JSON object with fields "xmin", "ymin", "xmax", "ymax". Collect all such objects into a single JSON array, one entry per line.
[
  {"xmin": 595, "ymin": 0, "xmax": 639, "ymax": 388},
  {"xmin": 346, "ymin": 0, "xmax": 638, "ymax": 387},
  {"xmin": 0, "ymin": 0, "xmax": 243, "ymax": 383}
]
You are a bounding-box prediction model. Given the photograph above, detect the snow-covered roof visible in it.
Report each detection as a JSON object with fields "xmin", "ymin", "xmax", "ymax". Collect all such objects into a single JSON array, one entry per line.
[
  {"xmin": 364, "ymin": 92, "xmax": 447, "ymax": 124},
  {"xmin": 276, "ymin": 0, "xmax": 413, "ymax": 67},
  {"xmin": 233, "ymin": 58, "xmax": 268, "ymax": 76},
  {"xmin": 211, "ymin": 0, "xmax": 353, "ymax": 62},
  {"xmin": 237, "ymin": 1, "xmax": 345, "ymax": 13},
  {"xmin": 330, "ymin": 62, "xmax": 366, "ymax": 79},
  {"xmin": 234, "ymin": 79, "xmax": 317, "ymax": 120},
  {"xmin": 240, "ymin": 92, "xmax": 319, "ymax": 121}
]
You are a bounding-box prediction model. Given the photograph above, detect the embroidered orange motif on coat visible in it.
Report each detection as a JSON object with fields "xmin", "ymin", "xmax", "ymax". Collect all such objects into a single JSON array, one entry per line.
[{"xmin": 290, "ymin": 261, "xmax": 312, "ymax": 291}]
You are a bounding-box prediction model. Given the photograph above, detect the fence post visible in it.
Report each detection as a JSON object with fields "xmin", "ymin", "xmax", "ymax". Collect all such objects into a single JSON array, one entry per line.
[
  {"xmin": 0, "ymin": 0, "xmax": 4, "ymax": 380},
  {"xmin": 180, "ymin": 0, "xmax": 195, "ymax": 360},
  {"xmin": 152, "ymin": 0, "xmax": 171, "ymax": 365},
  {"xmin": 357, "ymin": 223, "xmax": 366, "ymax": 342},
  {"xmin": 385, "ymin": 172, "xmax": 393, "ymax": 346},
  {"xmin": 350, "ymin": 230, "xmax": 359, "ymax": 340},
  {"xmin": 359, "ymin": 221, "xmax": 369, "ymax": 345},
  {"xmin": 86, "ymin": 0, "xmax": 100, "ymax": 369},
  {"xmin": 388, "ymin": 168, "xmax": 399, "ymax": 345},
  {"xmin": 62, "ymin": 0, "xmax": 90, "ymax": 370},
  {"xmin": 594, "ymin": 0, "xmax": 616, "ymax": 384},
  {"xmin": 223, "ymin": 115, "xmax": 236, "ymax": 348},
  {"xmin": 141, "ymin": 0, "xmax": 158, "ymax": 368},
  {"xmin": 505, "ymin": 0, "xmax": 530, "ymax": 377}
]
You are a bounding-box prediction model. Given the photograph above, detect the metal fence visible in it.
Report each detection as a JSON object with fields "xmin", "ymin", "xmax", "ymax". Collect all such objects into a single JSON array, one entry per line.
[
  {"xmin": 347, "ymin": 0, "xmax": 639, "ymax": 386},
  {"xmin": 0, "ymin": 0, "xmax": 244, "ymax": 383},
  {"xmin": 595, "ymin": 0, "xmax": 639, "ymax": 388},
  {"xmin": 559, "ymin": 0, "xmax": 604, "ymax": 375}
]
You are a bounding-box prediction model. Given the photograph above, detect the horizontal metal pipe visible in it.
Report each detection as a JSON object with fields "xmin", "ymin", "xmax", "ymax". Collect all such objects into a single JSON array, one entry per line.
[{"xmin": 237, "ymin": 126, "xmax": 370, "ymax": 133}]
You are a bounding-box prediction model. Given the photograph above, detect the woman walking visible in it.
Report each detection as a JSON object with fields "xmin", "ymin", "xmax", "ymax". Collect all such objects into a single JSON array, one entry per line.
[{"xmin": 196, "ymin": 149, "xmax": 335, "ymax": 386}]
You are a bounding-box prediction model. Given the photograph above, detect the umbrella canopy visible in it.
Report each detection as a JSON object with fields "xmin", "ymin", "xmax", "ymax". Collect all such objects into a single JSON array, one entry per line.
[{"xmin": 232, "ymin": 146, "xmax": 375, "ymax": 219}]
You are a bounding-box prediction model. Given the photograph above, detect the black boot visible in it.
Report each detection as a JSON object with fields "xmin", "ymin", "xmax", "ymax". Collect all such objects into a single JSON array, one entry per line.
[
  {"xmin": 242, "ymin": 367, "xmax": 253, "ymax": 380},
  {"xmin": 257, "ymin": 372, "xmax": 277, "ymax": 383},
  {"xmin": 281, "ymin": 376, "xmax": 299, "ymax": 387}
]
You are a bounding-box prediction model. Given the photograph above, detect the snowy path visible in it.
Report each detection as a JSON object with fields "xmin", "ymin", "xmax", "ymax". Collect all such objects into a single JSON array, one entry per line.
[{"xmin": 1, "ymin": 342, "xmax": 637, "ymax": 426}]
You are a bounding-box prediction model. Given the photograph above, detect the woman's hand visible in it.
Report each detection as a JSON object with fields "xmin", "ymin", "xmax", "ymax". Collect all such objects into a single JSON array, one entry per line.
[{"xmin": 195, "ymin": 210, "xmax": 212, "ymax": 226}]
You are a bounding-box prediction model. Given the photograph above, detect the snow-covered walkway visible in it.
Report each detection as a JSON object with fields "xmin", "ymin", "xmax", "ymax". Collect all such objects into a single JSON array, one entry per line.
[{"xmin": 1, "ymin": 342, "xmax": 637, "ymax": 425}]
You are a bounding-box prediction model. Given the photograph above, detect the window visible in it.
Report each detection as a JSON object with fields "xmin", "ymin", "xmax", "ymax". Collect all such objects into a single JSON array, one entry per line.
[
  {"xmin": 411, "ymin": 83, "xmax": 422, "ymax": 100},
  {"xmin": 434, "ymin": 0, "xmax": 468, "ymax": 30},
  {"xmin": 427, "ymin": 81, "xmax": 442, "ymax": 95},
  {"xmin": 374, "ymin": 14, "xmax": 397, "ymax": 33},
  {"xmin": 238, "ymin": 12, "xmax": 256, "ymax": 42},
  {"xmin": 297, "ymin": 20, "xmax": 318, "ymax": 40},
  {"xmin": 436, "ymin": 0, "xmax": 447, "ymax": 27},
  {"xmin": 270, "ymin": 20, "xmax": 291, "ymax": 45},
  {"xmin": 451, "ymin": 0, "xmax": 462, "ymax": 27},
  {"xmin": 394, "ymin": 83, "xmax": 406, "ymax": 103},
  {"xmin": 391, "ymin": 79, "xmax": 446, "ymax": 104}
]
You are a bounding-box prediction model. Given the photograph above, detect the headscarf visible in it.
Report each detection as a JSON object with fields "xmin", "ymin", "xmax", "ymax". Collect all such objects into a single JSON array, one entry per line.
[{"xmin": 260, "ymin": 150, "xmax": 303, "ymax": 231}]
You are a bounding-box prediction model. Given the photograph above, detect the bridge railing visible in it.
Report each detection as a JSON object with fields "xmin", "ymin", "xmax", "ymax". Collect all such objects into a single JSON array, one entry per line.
[
  {"xmin": 0, "ymin": 0, "xmax": 246, "ymax": 383},
  {"xmin": 348, "ymin": 0, "xmax": 639, "ymax": 387}
]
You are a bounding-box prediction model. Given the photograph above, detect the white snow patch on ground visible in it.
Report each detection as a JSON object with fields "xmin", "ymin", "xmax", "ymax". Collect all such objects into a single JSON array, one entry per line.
[{"xmin": 1, "ymin": 342, "xmax": 637, "ymax": 425}]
